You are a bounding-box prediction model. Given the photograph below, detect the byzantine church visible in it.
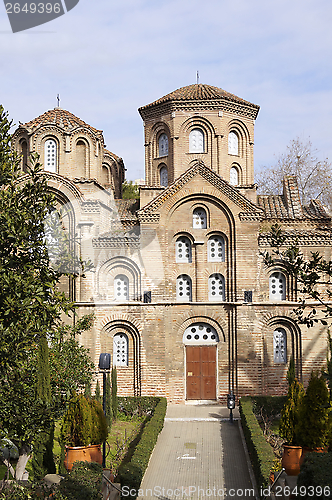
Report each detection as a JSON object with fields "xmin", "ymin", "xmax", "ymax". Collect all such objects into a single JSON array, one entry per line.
[{"xmin": 12, "ymin": 84, "xmax": 332, "ymax": 403}]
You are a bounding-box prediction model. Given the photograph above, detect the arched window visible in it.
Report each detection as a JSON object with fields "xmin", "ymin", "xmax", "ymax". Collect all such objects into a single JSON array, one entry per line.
[
  {"xmin": 176, "ymin": 236, "xmax": 192, "ymax": 263},
  {"xmin": 113, "ymin": 333, "xmax": 128, "ymax": 366},
  {"xmin": 189, "ymin": 128, "xmax": 204, "ymax": 153},
  {"xmin": 269, "ymin": 272, "xmax": 286, "ymax": 300},
  {"xmin": 193, "ymin": 207, "xmax": 207, "ymax": 229},
  {"xmin": 208, "ymin": 273, "xmax": 225, "ymax": 301},
  {"xmin": 208, "ymin": 235, "xmax": 225, "ymax": 262},
  {"xmin": 176, "ymin": 274, "xmax": 192, "ymax": 301},
  {"xmin": 159, "ymin": 133, "xmax": 168, "ymax": 156},
  {"xmin": 76, "ymin": 140, "xmax": 88, "ymax": 177},
  {"xmin": 230, "ymin": 166, "xmax": 239, "ymax": 185},
  {"xmin": 228, "ymin": 132, "xmax": 238, "ymax": 155},
  {"xmin": 44, "ymin": 138, "xmax": 57, "ymax": 173},
  {"xmin": 114, "ymin": 274, "xmax": 129, "ymax": 301},
  {"xmin": 160, "ymin": 165, "xmax": 168, "ymax": 187},
  {"xmin": 273, "ymin": 327, "xmax": 287, "ymax": 363},
  {"xmin": 183, "ymin": 323, "xmax": 219, "ymax": 344}
]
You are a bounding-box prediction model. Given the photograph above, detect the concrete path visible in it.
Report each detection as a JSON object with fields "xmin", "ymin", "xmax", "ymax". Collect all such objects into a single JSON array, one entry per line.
[{"xmin": 136, "ymin": 404, "xmax": 257, "ymax": 500}]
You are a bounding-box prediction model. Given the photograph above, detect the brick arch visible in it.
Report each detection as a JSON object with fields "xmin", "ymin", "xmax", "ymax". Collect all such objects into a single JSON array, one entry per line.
[
  {"xmin": 96, "ymin": 256, "xmax": 142, "ymax": 301},
  {"xmin": 176, "ymin": 314, "xmax": 227, "ymax": 343},
  {"xmin": 100, "ymin": 317, "xmax": 142, "ymax": 396}
]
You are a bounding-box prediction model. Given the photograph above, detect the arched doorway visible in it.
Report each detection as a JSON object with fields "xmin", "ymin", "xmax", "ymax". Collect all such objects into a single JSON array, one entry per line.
[{"xmin": 183, "ymin": 323, "xmax": 219, "ymax": 400}]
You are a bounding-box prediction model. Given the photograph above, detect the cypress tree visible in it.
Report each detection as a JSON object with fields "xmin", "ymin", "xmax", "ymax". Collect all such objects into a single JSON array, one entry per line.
[
  {"xmin": 94, "ymin": 379, "xmax": 102, "ymax": 405},
  {"xmin": 111, "ymin": 367, "xmax": 118, "ymax": 421},
  {"xmin": 84, "ymin": 379, "xmax": 92, "ymax": 398}
]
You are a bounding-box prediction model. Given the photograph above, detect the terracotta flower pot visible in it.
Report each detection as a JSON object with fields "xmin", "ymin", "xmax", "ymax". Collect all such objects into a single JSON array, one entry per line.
[
  {"xmin": 281, "ymin": 444, "xmax": 303, "ymax": 476},
  {"xmin": 64, "ymin": 443, "xmax": 102, "ymax": 471}
]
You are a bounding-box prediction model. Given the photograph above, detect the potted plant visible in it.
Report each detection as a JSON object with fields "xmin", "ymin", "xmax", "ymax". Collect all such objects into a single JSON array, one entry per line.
[
  {"xmin": 295, "ymin": 371, "xmax": 331, "ymax": 463},
  {"xmin": 61, "ymin": 393, "xmax": 108, "ymax": 471},
  {"xmin": 279, "ymin": 378, "xmax": 305, "ymax": 475}
]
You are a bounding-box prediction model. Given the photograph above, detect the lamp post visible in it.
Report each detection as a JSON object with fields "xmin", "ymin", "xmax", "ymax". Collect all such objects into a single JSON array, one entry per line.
[
  {"xmin": 98, "ymin": 353, "xmax": 111, "ymax": 468},
  {"xmin": 227, "ymin": 391, "xmax": 236, "ymax": 423}
]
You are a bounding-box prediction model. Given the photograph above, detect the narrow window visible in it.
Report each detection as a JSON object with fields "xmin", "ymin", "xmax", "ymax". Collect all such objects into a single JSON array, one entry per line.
[
  {"xmin": 159, "ymin": 133, "xmax": 168, "ymax": 156},
  {"xmin": 176, "ymin": 236, "xmax": 192, "ymax": 263},
  {"xmin": 189, "ymin": 128, "xmax": 204, "ymax": 153},
  {"xmin": 44, "ymin": 139, "xmax": 57, "ymax": 173},
  {"xmin": 208, "ymin": 235, "xmax": 225, "ymax": 262},
  {"xmin": 230, "ymin": 166, "xmax": 239, "ymax": 185},
  {"xmin": 208, "ymin": 273, "xmax": 225, "ymax": 301},
  {"xmin": 228, "ymin": 132, "xmax": 238, "ymax": 155},
  {"xmin": 76, "ymin": 140, "xmax": 88, "ymax": 177},
  {"xmin": 193, "ymin": 207, "xmax": 207, "ymax": 229},
  {"xmin": 160, "ymin": 165, "xmax": 168, "ymax": 187},
  {"xmin": 269, "ymin": 272, "xmax": 286, "ymax": 300},
  {"xmin": 176, "ymin": 274, "xmax": 192, "ymax": 301},
  {"xmin": 20, "ymin": 140, "xmax": 28, "ymax": 172},
  {"xmin": 114, "ymin": 274, "xmax": 129, "ymax": 301},
  {"xmin": 273, "ymin": 328, "xmax": 287, "ymax": 363},
  {"xmin": 113, "ymin": 333, "xmax": 128, "ymax": 366}
]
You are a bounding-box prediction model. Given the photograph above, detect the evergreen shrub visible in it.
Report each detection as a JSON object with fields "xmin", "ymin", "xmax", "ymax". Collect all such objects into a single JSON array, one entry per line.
[
  {"xmin": 297, "ymin": 452, "xmax": 332, "ymax": 499},
  {"xmin": 239, "ymin": 397, "xmax": 275, "ymax": 488},
  {"xmin": 279, "ymin": 379, "xmax": 305, "ymax": 445},
  {"xmin": 56, "ymin": 461, "xmax": 102, "ymax": 500}
]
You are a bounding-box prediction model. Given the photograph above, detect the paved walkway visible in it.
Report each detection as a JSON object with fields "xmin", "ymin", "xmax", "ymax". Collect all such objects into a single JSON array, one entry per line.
[{"xmin": 137, "ymin": 404, "xmax": 258, "ymax": 500}]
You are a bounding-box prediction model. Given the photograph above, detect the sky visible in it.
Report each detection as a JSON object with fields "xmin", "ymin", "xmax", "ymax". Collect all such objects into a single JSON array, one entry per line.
[{"xmin": 1, "ymin": 0, "xmax": 332, "ymax": 181}]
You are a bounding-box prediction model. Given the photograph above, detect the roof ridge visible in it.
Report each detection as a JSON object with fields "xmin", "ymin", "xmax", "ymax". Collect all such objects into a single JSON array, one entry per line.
[{"xmin": 22, "ymin": 108, "xmax": 103, "ymax": 136}]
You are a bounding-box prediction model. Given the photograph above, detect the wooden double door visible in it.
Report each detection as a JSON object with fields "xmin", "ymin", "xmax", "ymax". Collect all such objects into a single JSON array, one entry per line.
[{"xmin": 186, "ymin": 346, "xmax": 216, "ymax": 400}]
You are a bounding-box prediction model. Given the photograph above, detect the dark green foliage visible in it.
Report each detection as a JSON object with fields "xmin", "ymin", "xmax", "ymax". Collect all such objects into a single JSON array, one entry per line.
[
  {"xmin": 90, "ymin": 399, "xmax": 108, "ymax": 444},
  {"xmin": 122, "ymin": 180, "xmax": 140, "ymax": 200},
  {"xmin": 239, "ymin": 397, "xmax": 275, "ymax": 489},
  {"xmin": 252, "ymin": 396, "xmax": 287, "ymax": 420},
  {"xmin": 118, "ymin": 396, "xmax": 160, "ymax": 417},
  {"xmin": 94, "ymin": 380, "xmax": 102, "ymax": 405},
  {"xmin": 118, "ymin": 397, "xmax": 167, "ymax": 495},
  {"xmin": 279, "ymin": 379, "xmax": 305, "ymax": 445},
  {"xmin": 111, "ymin": 367, "xmax": 118, "ymax": 421},
  {"xmin": 61, "ymin": 393, "xmax": 93, "ymax": 447},
  {"xmin": 323, "ymin": 330, "xmax": 332, "ymax": 400},
  {"xmin": 105, "ymin": 373, "xmax": 112, "ymax": 430},
  {"xmin": 296, "ymin": 371, "xmax": 331, "ymax": 449},
  {"xmin": 297, "ymin": 452, "xmax": 332, "ymax": 499},
  {"xmin": 84, "ymin": 380, "xmax": 92, "ymax": 398},
  {"xmin": 60, "ymin": 394, "xmax": 108, "ymax": 447},
  {"xmin": 57, "ymin": 461, "xmax": 102, "ymax": 500}
]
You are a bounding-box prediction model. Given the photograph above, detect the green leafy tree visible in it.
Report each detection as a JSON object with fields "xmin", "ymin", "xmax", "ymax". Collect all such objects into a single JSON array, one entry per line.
[
  {"xmin": 0, "ymin": 105, "xmax": 93, "ymax": 480},
  {"xmin": 122, "ymin": 180, "xmax": 140, "ymax": 200}
]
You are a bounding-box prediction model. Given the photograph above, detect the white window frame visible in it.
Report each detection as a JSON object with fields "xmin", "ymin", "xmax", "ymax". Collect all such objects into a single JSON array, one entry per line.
[
  {"xmin": 44, "ymin": 138, "xmax": 57, "ymax": 173},
  {"xmin": 114, "ymin": 274, "xmax": 129, "ymax": 301},
  {"xmin": 113, "ymin": 333, "xmax": 129, "ymax": 367},
  {"xmin": 208, "ymin": 273, "xmax": 225, "ymax": 301},
  {"xmin": 176, "ymin": 236, "xmax": 192, "ymax": 263},
  {"xmin": 269, "ymin": 271, "xmax": 286, "ymax": 300},
  {"xmin": 193, "ymin": 207, "xmax": 207, "ymax": 229},
  {"xmin": 183, "ymin": 323, "xmax": 219, "ymax": 344},
  {"xmin": 176, "ymin": 274, "xmax": 192, "ymax": 302},
  {"xmin": 273, "ymin": 327, "xmax": 287, "ymax": 363},
  {"xmin": 230, "ymin": 166, "xmax": 239, "ymax": 185},
  {"xmin": 159, "ymin": 133, "xmax": 168, "ymax": 157},
  {"xmin": 228, "ymin": 132, "xmax": 239, "ymax": 155},
  {"xmin": 208, "ymin": 235, "xmax": 225, "ymax": 262},
  {"xmin": 189, "ymin": 128, "xmax": 204, "ymax": 153}
]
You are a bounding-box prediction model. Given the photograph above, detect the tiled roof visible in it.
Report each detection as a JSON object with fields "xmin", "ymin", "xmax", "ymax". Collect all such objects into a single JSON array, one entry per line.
[
  {"xmin": 104, "ymin": 149, "xmax": 121, "ymax": 162},
  {"xmin": 115, "ymin": 199, "xmax": 139, "ymax": 220},
  {"xmin": 258, "ymin": 195, "xmax": 330, "ymax": 220},
  {"xmin": 139, "ymin": 83, "xmax": 260, "ymax": 111},
  {"xmin": 22, "ymin": 108, "xmax": 103, "ymax": 136}
]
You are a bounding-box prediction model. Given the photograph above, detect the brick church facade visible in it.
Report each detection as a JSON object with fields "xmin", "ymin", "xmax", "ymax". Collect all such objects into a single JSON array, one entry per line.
[{"xmin": 12, "ymin": 84, "xmax": 332, "ymax": 403}]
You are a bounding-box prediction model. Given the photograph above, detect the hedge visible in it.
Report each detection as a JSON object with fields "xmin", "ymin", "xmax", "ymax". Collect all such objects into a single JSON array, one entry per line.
[
  {"xmin": 118, "ymin": 397, "xmax": 167, "ymax": 497},
  {"xmin": 297, "ymin": 452, "xmax": 332, "ymax": 499},
  {"xmin": 239, "ymin": 397, "xmax": 275, "ymax": 489},
  {"xmin": 117, "ymin": 396, "xmax": 161, "ymax": 417}
]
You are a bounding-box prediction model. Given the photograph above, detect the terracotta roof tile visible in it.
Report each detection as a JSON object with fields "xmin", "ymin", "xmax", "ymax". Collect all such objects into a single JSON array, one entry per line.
[
  {"xmin": 115, "ymin": 199, "xmax": 139, "ymax": 220},
  {"xmin": 139, "ymin": 83, "xmax": 259, "ymax": 111},
  {"xmin": 22, "ymin": 108, "xmax": 103, "ymax": 136}
]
